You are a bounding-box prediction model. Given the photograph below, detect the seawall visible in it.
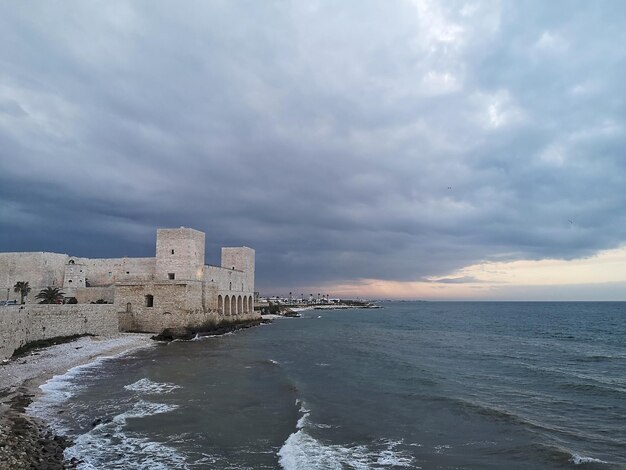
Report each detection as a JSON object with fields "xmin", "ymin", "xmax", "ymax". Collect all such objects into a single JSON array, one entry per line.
[
  {"xmin": 0, "ymin": 305, "xmax": 119, "ymax": 361},
  {"xmin": 118, "ymin": 308, "xmax": 261, "ymax": 334}
]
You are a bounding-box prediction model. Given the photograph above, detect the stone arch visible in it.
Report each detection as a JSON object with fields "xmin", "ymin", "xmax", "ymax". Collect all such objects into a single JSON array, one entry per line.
[
  {"xmin": 218, "ymin": 295, "xmax": 223, "ymax": 313},
  {"xmin": 224, "ymin": 295, "xmax": 230, "ymax": 315},
  {"xmin": 231, "ymin": 296, "xmax": 237, "ymax": 315},
  {"xmin": 242, "ymin": 295, "xmax": 247, "ymax": 313},
  {"xmin": 248, "ymin": 296, "xmax": 253, "ymax": 313},
  {"xmin": 238, "ymin": 295, "xmax": 243, "ymax": 314}
]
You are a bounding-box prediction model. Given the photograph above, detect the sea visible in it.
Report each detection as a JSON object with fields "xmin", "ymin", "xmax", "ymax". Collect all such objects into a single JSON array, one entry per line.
[{"xmin": 28, "ymin": 302, "xmax": 626, "ymax": 469}]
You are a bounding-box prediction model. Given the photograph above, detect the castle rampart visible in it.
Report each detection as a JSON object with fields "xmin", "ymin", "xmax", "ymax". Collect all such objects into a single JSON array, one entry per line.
[
  {"xmin": 0, "ymin": 304, "xmax": 119, "ymax": 361},
  {"xmin": 0, "ymin": 227, "xmax": 257, "ymax": 336}
]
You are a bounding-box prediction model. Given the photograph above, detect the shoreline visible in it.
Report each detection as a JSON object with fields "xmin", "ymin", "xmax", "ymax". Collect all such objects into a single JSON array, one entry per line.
[{"xmin": 0, "ymin": 333, "xmax": 154, "ymax": 469}]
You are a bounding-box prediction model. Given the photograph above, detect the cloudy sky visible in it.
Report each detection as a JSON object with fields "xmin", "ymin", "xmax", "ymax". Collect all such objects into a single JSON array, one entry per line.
[{"xmin": 1, "ymin": 1, "xmax": 625, "ymax": 300}]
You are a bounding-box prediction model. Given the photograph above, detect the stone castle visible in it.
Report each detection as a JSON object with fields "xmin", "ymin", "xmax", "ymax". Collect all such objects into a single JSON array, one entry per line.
[{"xmin": 0, "ymin": 227, "xmax": 258, "ymax": 334}]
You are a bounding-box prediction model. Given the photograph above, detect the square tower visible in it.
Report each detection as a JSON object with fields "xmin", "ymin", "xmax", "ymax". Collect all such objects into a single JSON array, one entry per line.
[
  {"xmin": 156, "ymin": 227, "xmax": 205, "ymax": 281},
  {"xmin": 221, "ymin": 247, "xmax": 255, "ymax": 292}
]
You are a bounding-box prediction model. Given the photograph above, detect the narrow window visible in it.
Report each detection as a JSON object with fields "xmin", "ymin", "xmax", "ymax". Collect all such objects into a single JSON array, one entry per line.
[
  {"xmin": 229, "ymin": 282, "xmax": 232, "ymax": 290},
  {"xmin": 126, "ymin": 271, "xmax": 130, "ymax": 274},
  {"xmin": 171, "ymin": 249, "xmax": 175, "ymax": 254},
  {"xmin": 168, "ymin": 273, "xmax": 175, "ymax": 280},
  {"xmin": 145, "ymin": 295, "xmax": 154, "ymax": 307},
  {"xmin": 126, "ymin": 302, "xmax": 132, "ymax": 313}
]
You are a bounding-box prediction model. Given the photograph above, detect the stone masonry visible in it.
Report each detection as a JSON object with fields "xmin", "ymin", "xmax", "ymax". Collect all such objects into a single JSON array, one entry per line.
[{"xmin": 0, "ymin": 227, "xmax": 258, "ymax": 338}]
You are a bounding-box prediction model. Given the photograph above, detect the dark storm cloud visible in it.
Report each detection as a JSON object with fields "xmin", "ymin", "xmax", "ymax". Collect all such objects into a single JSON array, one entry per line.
[{"xmin": 1, "ymin": 1, "xmax": 625, "ymax": 293}]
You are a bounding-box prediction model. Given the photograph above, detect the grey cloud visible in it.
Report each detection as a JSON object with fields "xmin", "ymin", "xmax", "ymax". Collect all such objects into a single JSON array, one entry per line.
[{"xmin": 1, "ymin": 1, "xmax": 625, "ymax": 296}]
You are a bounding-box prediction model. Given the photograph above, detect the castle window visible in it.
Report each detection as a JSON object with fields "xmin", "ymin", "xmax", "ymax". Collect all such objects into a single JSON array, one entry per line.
[
  {"xmin": 68, "ymin": 280, "xmax": 72, "ymax": 284},
  {"xmin": 229, "ymin": 282, "xmax": 232, "ymax": 290},
  {"xmin": 80, "ymin": 270, "xmax": 83, "ymax": 273},
  {"xmin": 145, "ymin": 295, "xmax": 154, "ymax": 308},
  {"xmin": 126, "ymin": 271, "xmax": 130, "ymax": 275},
  {"xmin": 126, "ymin": 303, "xmax": 132, "ymax": 313},
  {"xmin": 69, "ymin": 260, "xmax": 75, "ymax": 265},
  {"xmin": 108, "ymin": 272, "xmax": 112, "ymax": 277},
  {"xmin": 171, "ymin": 249, "xmax": 175, "ymax": 254},
  {"xmin": 168, "ymin": 273, "xmax": 175, "ymax": 280}
]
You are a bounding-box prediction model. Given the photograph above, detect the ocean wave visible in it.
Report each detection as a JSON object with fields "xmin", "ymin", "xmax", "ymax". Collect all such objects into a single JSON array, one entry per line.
[
  {"xmin": 278, "ymin": 432, "xmax": 416, "ymax": 469},
  {"xmin": 487, "ymin": 443, "xmax": 616, "ymax": 469},
  {"xmin": 571, "ymin": 453, "xmax": 610, "ymax": 465},
  {"xmin": 279, "ymin": 400, "xmax": 416, "ymax": 469},
  {"xmin": 65, "ymin": 399, "xmax": 187, "ymax": 470},
  {"xmin": 124, "ymin": 378, "xmax": 181, "ymax": 394},
  {"xmin": 573, "ymin": 354, "xmax": 626, "ymax": 363},
  {"xmin": 27, "ymin": 355, "xmax": 119, "ymax": 431}
]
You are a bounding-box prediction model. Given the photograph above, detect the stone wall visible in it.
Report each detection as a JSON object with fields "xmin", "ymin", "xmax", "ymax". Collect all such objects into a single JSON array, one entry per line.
[
  {"xmin": 71, "ymin": 257, "xmax": 156, "ymax": 287},
  {"xmin": 115, "ymin": 280, "xmax": 259, "ymax": 333},
  {"xmin": 65, "ymin": 286, "xmax": 115, "ymax": 304},
  {"xmin": 0, "ymin": 252, "xmax": 68, "ymax": 303},
  {"xmin": 221, "ymin": 247, "xmax": 255, "ymax": 292},
  {"xmin": 0, "ymin": 304, "xmax": 119, "ymax": 361},
  {"xmin": 155, "ymin": 228, "xmax": 205, "ymax": 281},
  {"xmin": 205, "ymin": 265, "xmax": 247, "ymax": 292}
]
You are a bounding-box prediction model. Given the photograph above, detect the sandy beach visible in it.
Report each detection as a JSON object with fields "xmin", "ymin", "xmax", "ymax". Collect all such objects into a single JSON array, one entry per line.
[{"xmin": 0, "ymin": 334, "xmax": 153, "ymax": 469}]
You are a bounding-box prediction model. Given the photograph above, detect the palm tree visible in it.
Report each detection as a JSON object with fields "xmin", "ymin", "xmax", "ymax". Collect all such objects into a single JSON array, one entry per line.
[
  {"xmin": 35, "ymin": 287, "xmax": 65, "ymax": 304},
  {"xmin": 13, "ymin": 281, "xmax": 31, "ymax": 305}
]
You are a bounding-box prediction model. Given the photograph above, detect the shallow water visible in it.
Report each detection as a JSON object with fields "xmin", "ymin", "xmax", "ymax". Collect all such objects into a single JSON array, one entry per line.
[{"xmin": 29, "ymin": 302, "xmax": 626, "ymax": 469}]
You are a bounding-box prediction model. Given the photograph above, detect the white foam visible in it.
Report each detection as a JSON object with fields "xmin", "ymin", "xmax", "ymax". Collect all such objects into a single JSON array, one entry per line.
[
  {"xmin": 124, "ymin": 378, "xmax": 181, "ymax": 394},
  {"xmin": 269, "ymin": 359, "xmax": 280, "ymax": 365},
  {"xmin": 571, "ymin": 453, "xmax": 609, "ymax": 465},
  {"xmin": 278, "ymin": 432, "xmax": 416, "ymax": 469},
  {"xmin": 28, "ymin": 355, "xmax": 119, "ymax": 430},
  {"xmin": 434, "ymin": 444, "xmax": 451, "ymax": 454},
  {"xmin": 280, "ymin": 401, "xmax": 415, "ymax": 469},
  {"xmin": 65, "ymin": 399, "xmax": 187, "ymax": 469}
]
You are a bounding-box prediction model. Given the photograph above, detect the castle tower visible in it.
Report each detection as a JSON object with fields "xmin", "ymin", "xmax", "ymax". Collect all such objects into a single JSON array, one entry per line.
[
  {"xmin": 221, "ymin": 247, "xmax": 255, "ymax": 292},
  {"xmin": 155, "ymin": 227, "xmax": 205, "ymax": 281}
]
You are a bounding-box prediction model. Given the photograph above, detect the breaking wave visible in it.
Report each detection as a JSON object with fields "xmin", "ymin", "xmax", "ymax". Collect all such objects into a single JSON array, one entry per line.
[
  {"xmin": 65, "ymin": 399, "xmax": 187, "ymax": 469},
  {"xmin": 278, "ymin": 400, "xmax": 416, "ymax": 469},
  {"xmin": 124, "ymin": 378, "xmax": 181, "ymax": 394}
]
